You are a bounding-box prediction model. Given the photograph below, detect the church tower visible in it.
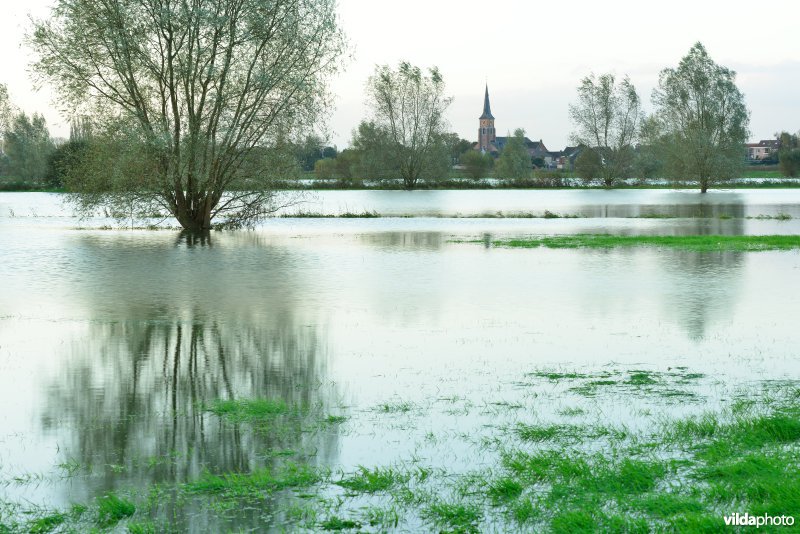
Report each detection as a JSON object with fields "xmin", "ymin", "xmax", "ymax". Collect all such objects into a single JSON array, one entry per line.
[{"xmin": 478, "ymin": 84, "xmax": 496, "ymax": 152}]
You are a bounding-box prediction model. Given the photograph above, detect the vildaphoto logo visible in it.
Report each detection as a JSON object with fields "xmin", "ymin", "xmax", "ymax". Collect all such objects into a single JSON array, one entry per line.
[{"xmin": 723, "ymin": 513, "xmax": 795, "ymax": 528}]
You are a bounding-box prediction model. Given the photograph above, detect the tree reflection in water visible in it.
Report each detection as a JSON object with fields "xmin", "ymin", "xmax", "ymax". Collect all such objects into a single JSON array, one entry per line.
[
  {"xmin": 40, "ymin": 232, "xmax": 338, "ymax": 529},
  {"xmin": 658, "ymin": 206, "xmax": 746, "ymax": 339}
]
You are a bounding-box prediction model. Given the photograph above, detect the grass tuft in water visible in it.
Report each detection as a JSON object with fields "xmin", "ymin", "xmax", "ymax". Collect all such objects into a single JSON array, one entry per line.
[
  {"xmin": 509, "ymin": 497, "xmax": 539, "ymax": 523},
  {"xmin": 528, "ymin": 371, "xmax": 601, "ymax": 381},
  {"xmin": 185, "ymin": 462, "xmax": 322, "ymax": 496},
  {"xmin": 282, "ymin": 210, "xmax": 380, "ymax": 218},
  {"xmin": 422, "ymin": 501, "xmax": 482, "ymax": 533},
  {"xmin": 629, "ymin": 494, "xmax": 705, "ymax": 518},
  {"xmin": 335, "ymin": 466, "xmax": 409, "ymax": 493},
  {"xmin": 362, "ymin": 506, "xmax": 401, "ymax": 529},
  {"xmin": 626, "ymin": 371, "xmax": 658, "ymax": 386},
  {"xmin": 487, "ymin": 477, "xmax": 524, "ymax": 503},
  {"xmin": 319, "ymin": 516, "xmax": 362, "ymax": 531},
  {"xmin": 514, "ymin": 422, "xmax": 620, "ymax": 443},
  {"xmin": 28, "ymin": 513, "xmax": 66, "ymax": 534},
  {"xmin": 96, "ymin": 493, "xmax": 136, "ymax": 527},
  {"xmin": 376, "ymin": 400, "xmax": 416, "ymax": 413},
  {"xmin": 127, "ymin": 520, "xmax": 158, "ymax": 534},
  {"xmin": 323, "ymin": 415, "xmax": 348, "ymax": 425},
  {"xmin": 550, "ymin": 510, "xmax": 649, "ymax": 534},
  {"xmin": 205, "ymin": 398, "xmax": 289, "ymax": 422}
]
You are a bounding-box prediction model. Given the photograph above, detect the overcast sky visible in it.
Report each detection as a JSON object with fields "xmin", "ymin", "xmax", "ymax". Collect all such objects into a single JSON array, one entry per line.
[{"xmin": 2, "ymin": 0, "xmax": 799, "ymax": 149}]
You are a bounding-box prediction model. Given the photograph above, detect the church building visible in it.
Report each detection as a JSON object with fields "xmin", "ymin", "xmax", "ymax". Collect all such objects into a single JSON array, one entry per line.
[
  {"xmin": 474, "ymin": 84, "xmax": 550, "ymax": 162},
  {"xmin": 478, "ymin": 84, "xmax": 496, "ymax": 152}
]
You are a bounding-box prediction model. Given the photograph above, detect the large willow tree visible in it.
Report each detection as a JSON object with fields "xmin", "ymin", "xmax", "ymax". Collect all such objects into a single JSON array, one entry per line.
[
  {"xmin": 569, "ymin": 73, "xmax": 643, "ymax": 187},
  {"xmin": 365, "ymin": 62, "xmax": 452, "ymax": 189},
  {"xmin": 651, "ymin": 43, "xmax": 749, "ymax": 193},
  {"xmin": 30, "ymin": 0, "xmax": 346, "ymax": 230}
]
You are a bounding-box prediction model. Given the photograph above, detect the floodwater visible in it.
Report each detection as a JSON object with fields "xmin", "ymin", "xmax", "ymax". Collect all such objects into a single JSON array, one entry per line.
[{"xmin": 1, "ymin": 190, "xmax": 799, "ymax": 531}]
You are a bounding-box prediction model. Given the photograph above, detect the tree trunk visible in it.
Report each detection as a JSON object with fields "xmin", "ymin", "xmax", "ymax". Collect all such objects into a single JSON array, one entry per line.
[{"xmin": 174, "ymin": 202, "xmax": 213, "ymax": 232}]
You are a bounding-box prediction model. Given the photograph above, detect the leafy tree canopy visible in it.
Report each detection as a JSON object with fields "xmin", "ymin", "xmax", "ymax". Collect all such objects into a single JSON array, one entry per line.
[
  {"xmin": 650, "ymin": 42, "xmax": 749, "ymax": 192},
  {"xmin": 30, "ymin": 0, "xmax": 347, "ymax": 230}
]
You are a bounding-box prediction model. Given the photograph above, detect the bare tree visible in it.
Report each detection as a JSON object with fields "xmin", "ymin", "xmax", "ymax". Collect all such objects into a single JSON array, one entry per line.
[
  {"xmin": 651, "ymin": 42, "xmax": 749, "ymax": 193},
  {"xmin": 366, "ymin": 62, "xmax": 452, "ymax": 189},
  {"xmin": 29, "ymin": 0, "xmax": 346, "ymax": 230},
  {"xmin": 569, "ymin": 73, "xmax": 643, "ymax": 186}
]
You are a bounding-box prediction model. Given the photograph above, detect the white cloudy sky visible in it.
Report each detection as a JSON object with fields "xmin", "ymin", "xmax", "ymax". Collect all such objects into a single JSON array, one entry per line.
[{"xmin": 2, "ymin": 0, "xmax": 799, "ymax": 149}]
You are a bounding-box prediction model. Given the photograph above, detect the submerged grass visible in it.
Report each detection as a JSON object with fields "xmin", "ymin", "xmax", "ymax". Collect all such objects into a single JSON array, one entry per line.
[
  {"xmin": 487, "ymin": 234, "xmax": 800, "ymax": 251},
  {"xmin": 205, "ymin": 398, "xmax": 289, "ymax": 422},
  {"xmin": 5, "ymin": 370, "xmax": 798, "ymax": 533},
  {"xmin": 281, "ymin": 210, "xmax": 380, "ymax": 218},
  {"xmin": 422, "ymin": 501, "xmax": 483, "ymax": 532},
  {"xmin": 530, "ymin": 368, "xmax": 701, "ymax": 399},
  {"xmin": 335, "ymin": 466, "xmax": 409, "ymax": 493},
  {"xmin": 319, "ymin": 516, "xmax": 362, "ymax": 531},
  {"xmin": 28, "ymin": 512, "xmax": 66, "ymax": 533},
  {"xmin": 96, "ymin": 493, "xmax": 135, "ymax": 527},
  {"xmin": 185, "ymin": 461, "xmax": 323, "ymax": 497}
]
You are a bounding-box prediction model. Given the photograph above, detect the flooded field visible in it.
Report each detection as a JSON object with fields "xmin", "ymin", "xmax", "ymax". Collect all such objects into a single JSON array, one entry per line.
[{"xmin": 1, "ymin": 190, "xmax": 799, "ymax": 532}]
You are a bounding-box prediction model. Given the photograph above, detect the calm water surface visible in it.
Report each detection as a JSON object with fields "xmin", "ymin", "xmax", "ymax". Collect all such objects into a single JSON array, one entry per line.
[{"xmin": 1, "ymin": 190, "xmax": 799, "ymax": 530}]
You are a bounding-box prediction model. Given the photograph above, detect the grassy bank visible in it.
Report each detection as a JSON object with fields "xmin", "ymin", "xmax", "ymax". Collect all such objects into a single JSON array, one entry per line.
[{"xmin": 479, "ymin": 234, "xmax": 800, "ymax": 252}]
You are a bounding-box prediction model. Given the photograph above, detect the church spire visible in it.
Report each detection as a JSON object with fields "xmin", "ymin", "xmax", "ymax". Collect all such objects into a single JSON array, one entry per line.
[{"xmin": 479, "ymin": 84, "xmax": 494, "ymax": 120}]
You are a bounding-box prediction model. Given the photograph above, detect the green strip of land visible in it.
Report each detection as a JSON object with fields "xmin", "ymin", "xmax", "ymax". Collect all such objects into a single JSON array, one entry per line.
[{"xmin": 488, "ymin": 234, "xmax": 800, "ymax": 252}]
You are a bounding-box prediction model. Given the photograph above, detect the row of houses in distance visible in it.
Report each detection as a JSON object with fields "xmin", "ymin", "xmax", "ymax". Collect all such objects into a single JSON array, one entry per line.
[{"xmin": 473, "ymin": 85, "xmax": 787, "ymax": 168}]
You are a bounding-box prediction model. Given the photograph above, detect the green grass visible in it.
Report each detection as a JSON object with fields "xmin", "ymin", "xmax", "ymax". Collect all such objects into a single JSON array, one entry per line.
[
  {"xmin": 626, "ymin": 371, "xmax": 659, "ymax": 386},
  {"xmin": 550, "ymin": 511, "xmax": 649, "ymax": 534},
  {"xmin": 281, "ymin": 210, "xmax": 380, "ymax": 218},
  {"xmin": 515, "ymin": 423, "xmax": 580, "ymax": 442},
  {"xmin": 513, "ymin": 422, "xmax": 620, "ymax": 443},
  {"xmin": 127, "ymin": 521, "xmax": 158, "ymax": 534},
  {"xmin": 205, "ymin": 398, "xmax": 289, "ymax": 422},
  {"xmin": 629, "ymin": 494, "xmax": 705, "ymax": 518},
  {"xmin": 529, "ymin": 368, "xmax": 702, "ymax": 399},
  {"xmin": 323, "ymin": 415, "xmax": 348, "ymax": 424},
  {"xmin": 422, "ymin": 501, "xmax": 482, "ymax": 532},
  {"xmin": 490, "ymin": 387, "xmax": 800, "ymax": 531},
  {"xmin": 558, "ymin": 406, "xmax": 587, "ymax": 416},
  {"xmin": 740, "ymin": 169, "xmax": 784, "ymax": 179},
  {"xmin": 748, "ymin": 212, "xmax": 793, "ymax": 220},
  {"xmin": 28, "ymin": 513, "xmax": 66, "ymax": 534},
  {"xmin": 487, "ymin": 477, "xmax": 524, "ymax": 503},
  {"xmin": 319, "ymin": 516, "xmax": 362, "ymax": 530},
  {"xmin": 528, "ymin": 371, "xmax": 601, "ymax": 380},
  {"xmin": 489, "ymin": 234, "xmax": 800, "ymax": 252},
  {"xmin": 3, "ymin": 368, "xmax": 797, "ymax": 533},
  {"xmin": 376, "ymin": 400, "xmax": 416, "ymax": 413},
  {"xmin": 185, "ymin": 461, "xmax": 322, "ymax": 496},
  {"xmin": 96, "ymin": 493, "xmax": 136, "ymax": 527},
  {"xmin": 509, "ymin": 497, "xmax": 539, "ymax": 523},
  {"xmin": 335, "ymin": 466, "xmax": 409, "ymax": 493}
]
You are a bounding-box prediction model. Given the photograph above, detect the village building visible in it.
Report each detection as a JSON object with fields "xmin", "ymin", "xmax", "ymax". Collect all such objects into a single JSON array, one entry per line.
[
  {"xmin": 473, "ymin": 84, "xmax": 573, "ymax": 168},
  {"xmin": 746, "ymin": 139, "xmax": 780, "ymax": 160}
]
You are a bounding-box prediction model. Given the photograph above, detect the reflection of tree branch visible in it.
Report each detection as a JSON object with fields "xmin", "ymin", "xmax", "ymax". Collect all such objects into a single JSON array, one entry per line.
[
  {"xmin": 39, "ymin": 232, "xmax": 339, "ymax": 524},
  {"xmin": 214, "ymin": 322, "xmax": 234, "ymax": 400},
  {"xmin": 661, "ymin": 249, "xmax": 744, "ymax": 340},
  {"xmin": 43, "ymin": 315, "xmax": 336, "ymax": 506}
]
